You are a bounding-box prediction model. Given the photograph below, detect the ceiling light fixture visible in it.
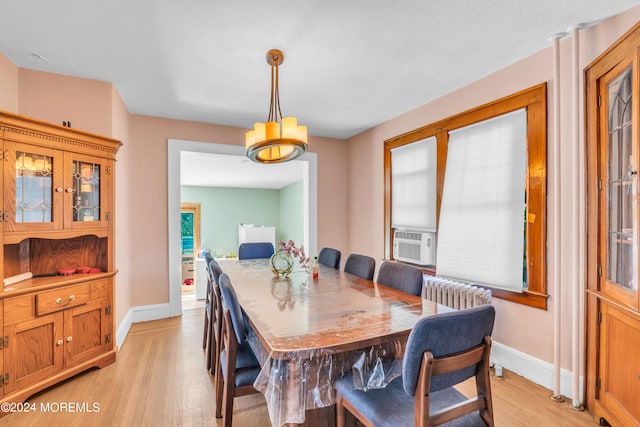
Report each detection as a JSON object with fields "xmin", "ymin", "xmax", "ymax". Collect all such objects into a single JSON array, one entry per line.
[{"xmin": 245, "ymin": 49, "xmax": 307, "ymax": 163}]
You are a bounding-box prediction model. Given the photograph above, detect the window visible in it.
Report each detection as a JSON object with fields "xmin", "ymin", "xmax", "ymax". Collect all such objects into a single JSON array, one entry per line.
[
  {"xmin": 384, "ymin": 84, "xmax": 548, "ymax": 309},
  {"xmin": 391, "ymin": 137, "xmax": 437, "ymax": 231},
  {"xmin": 437, "ymin": 109, "xmax": 527, "ymax": 293}
]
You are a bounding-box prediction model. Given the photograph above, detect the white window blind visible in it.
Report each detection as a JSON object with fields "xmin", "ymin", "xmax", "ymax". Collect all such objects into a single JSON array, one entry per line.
[
  {"xmin": 436, "ymin": 109, "xmax": 527, "ymax": 292},
  {"xmin": 391, "ymin": 136, "xmax": 437, "ymax": 231}
]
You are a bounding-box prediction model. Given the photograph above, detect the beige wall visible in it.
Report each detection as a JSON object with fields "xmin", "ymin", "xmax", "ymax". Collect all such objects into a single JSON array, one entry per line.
[
  {"xmin": 111, "ymin": 86, "xmax": 132, "ymax": 326},
  {"xmin": 346, "ymin": 7, "xmax": 640, "ymax": 373},
  {"xmin": 18, "ymin": 68, "xmax": 114, "ymax": 137},
  {"xmin": 0, "ymin": 54, "xmax": 17, "ymax": 112}
]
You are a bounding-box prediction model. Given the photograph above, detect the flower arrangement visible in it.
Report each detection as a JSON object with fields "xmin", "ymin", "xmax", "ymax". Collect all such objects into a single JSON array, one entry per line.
[{"xmin": 277, "ymin": 240, "xmax": 311, "ymax": 271}]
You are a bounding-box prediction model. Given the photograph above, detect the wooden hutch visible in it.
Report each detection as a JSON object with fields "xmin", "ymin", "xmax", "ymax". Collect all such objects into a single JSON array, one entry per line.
[{"xmin": 0, "ymin": 110, "xmax": 120, "ymax": 410}]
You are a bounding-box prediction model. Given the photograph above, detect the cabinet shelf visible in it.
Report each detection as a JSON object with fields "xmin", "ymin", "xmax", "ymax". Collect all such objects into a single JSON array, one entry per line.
[{"xmin": 2, "ymin": 271, "xmax": 117, "ymax": 298}]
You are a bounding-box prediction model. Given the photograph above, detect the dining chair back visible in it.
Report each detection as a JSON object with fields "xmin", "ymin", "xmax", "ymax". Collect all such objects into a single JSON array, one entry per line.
[
  {"xmin": 205, "ymin": 261, "xmax": 223, "ymax": 373},
  {"xmin": 336, "ymin": 305, "xmax": 496, "ymax": 427},
  {"xmin": 318, "ymin": 247, "xmax": 342, "ymax": 269},
  {"xmin": 215, "ymin": 273, "xmax": 262, "ymax": 426},
  {"xmin": 203, "ymin": 250, "xmax": 214, "ymax": 271},
  {"xmin": 238, "ymin": 242, "xmax": 275, "ymax": 260},
  {"xmin": 202, "ymin": 257, "xmax": 220, "ymax": 352},
  {"xmin": 377, "ymin": 261, "xmax": 424, "ymax": 296},
  {"xmin": 344, "ymin": 253, "xmax": 376, "ymax": 281}
]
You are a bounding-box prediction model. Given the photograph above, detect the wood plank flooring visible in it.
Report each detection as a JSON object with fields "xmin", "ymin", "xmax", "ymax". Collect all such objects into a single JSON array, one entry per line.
[{"xmin": 0, "ymin": 302, "xmax": 599, "ymax": 426}]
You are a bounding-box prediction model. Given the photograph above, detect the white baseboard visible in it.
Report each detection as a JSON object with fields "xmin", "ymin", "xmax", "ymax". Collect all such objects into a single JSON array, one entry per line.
[
  {"xmin": 492, "ymin": 340, "xmax": 583, "ymax": 401},
  {"xmin": 115, "ymin": 303, "xmax": 173, "ymax": 350}
]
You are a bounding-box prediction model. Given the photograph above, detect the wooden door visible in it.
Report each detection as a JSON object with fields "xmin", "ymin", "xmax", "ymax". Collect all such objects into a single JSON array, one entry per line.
[
  {"xmin": 3, "ymin": 312, "xmax": 64, "ymax": 394},
  {"xmin": 3, "ymin": 141, "xmax": 64, "ymax": 233},
  {"xmin": 63, "ymin": 299, "xmax": 111, "ymax": 368},
  {"xmin": 63, "ymin": 152, "xmax": 111, "ymax": 231},
  {"xmin": 598, "ymin": 302, "xmax": 640, "ymax": 426},
  {"xmin": 598, "ymin": 55, "xmax": 640, "ymax": 311}
]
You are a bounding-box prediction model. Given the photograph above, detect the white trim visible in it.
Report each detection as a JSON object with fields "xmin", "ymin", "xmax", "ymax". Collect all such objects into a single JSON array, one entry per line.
[
  {"xmin": 167, "ymin": 139, "xmax": 318, "ymax": 318},
  {"xmin": 492, "ymin": 340, "xmax": 583, "ymax": 400},
  {"xmin": 115, "ymin": 310, "xmax": 132, "ymax": 350},
  {"xmin": 115, "ymin": 303, "xmax": 173, "ymax": 349}
]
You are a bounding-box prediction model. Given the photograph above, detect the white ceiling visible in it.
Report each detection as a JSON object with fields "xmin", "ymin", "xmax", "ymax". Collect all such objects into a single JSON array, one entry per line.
[
  {"xmin": 181, "ymin": 151, "xmax": 305, "ymax": 189},
  {"xmin": 1, "ymin": 1, "xmax": 639, "ymax": 187},
  {"xmin": 1, "ymin": 1, "xmax": 639, "ymax": 140}
]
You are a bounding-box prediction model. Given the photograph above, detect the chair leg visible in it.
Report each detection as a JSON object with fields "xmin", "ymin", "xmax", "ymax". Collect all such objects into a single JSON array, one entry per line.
[
  {"xmin": 214, "ymin": 355, "xmax": 224, "ymax": 419},
  {"xmin": 208, "ymin": 319, "xmax": 217, "ymax": 374},
  {"xmin": 202, "ymin": 311, "xmax": 209, "ymax": 349},
  {"xmin": 222, "ymin": 370, "xmax": 236, "ymax": 427},
  {"xmin": 206, "ymin": 315, "xmax": 214, "ymax": 371},
  {"xmin": 336, "ymin": 397, "xmax": 346, "ymax": 427},
  {"xmin": 477, "ymin": 338, "xmax": 495, "ymax": 427}
]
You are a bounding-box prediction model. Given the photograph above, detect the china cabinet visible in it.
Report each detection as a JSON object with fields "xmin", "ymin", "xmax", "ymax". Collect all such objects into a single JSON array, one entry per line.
[
  {"xmin": 0, "ymin": 110, "xmax": 120, "ymax": 409},
  {"xmin": 586, "ymin": 22, "xmax": 640, "ymax": 427}
]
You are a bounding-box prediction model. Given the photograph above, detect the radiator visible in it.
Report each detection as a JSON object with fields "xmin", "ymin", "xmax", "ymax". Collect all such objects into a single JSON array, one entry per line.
[{"xmin": 423, "ymin": 276, "xmax": 492, "ymax": 309}]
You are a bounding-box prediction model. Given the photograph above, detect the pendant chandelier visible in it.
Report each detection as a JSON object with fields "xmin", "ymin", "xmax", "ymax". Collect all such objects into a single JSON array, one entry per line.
[{"xmin": 245, "ymin": 49, "xmax": 308, "ymax": 163}]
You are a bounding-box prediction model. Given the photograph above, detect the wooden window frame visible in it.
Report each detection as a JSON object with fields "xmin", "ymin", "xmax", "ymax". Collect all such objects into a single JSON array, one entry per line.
[{"xmin": 384, "ymin": 83, "xmax": 548, "ymax": 309}]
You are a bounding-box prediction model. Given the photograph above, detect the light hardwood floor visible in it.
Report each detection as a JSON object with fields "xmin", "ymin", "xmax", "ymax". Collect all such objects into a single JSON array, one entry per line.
[{"xmin": 0, "ymin": 302, "xmax": 599, "ymax": 426}]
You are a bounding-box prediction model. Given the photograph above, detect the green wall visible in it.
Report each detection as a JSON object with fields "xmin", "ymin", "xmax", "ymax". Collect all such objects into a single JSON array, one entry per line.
[
  {"xmin": 181, "ymin": 182, "xmax": 304, "ymax": 256},
  {"xmin": 278, "ymin": 180, "xmax": 304, "ymax": 248}
]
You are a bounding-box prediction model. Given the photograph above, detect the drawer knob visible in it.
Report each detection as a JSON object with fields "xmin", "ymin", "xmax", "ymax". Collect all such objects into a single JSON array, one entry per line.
[
  {"xmin": 55, "ymin": 295, "xmax": 75, "ymax": 306},
  {"xmin": 65, "ymin": 188, "xmax": 75, "ymax": 193},
  {"xmin": 66, "ymin": 336, "xmax": 73, "ymax": 342},
  {"xmin": 56, "ymin": 187, "xmax": 63, "ymax": 193},
  {"xmin": 57, "ymin": 339, "xmax": 63, "ymax": 346}
]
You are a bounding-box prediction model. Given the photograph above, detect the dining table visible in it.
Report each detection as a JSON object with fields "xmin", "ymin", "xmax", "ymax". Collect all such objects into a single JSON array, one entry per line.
[{"xmin": 219, "ymin": 258, "xmax": 453, "ymax": 426}]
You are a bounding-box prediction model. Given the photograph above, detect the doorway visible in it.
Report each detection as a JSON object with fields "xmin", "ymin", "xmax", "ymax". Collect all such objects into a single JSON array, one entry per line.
[
  {"xmin": 167, "ymin": 139, "xmax": 318, "ymax": 317},
  {"xmin": 181, "ymin": 202, "xmax": 201, "ymax": 306}
]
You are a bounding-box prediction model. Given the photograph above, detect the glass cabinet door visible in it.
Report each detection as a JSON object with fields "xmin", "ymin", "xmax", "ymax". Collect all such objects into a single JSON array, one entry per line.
[
  {"xmin": 3, "ymin": 142, "xmax": 111, "ymax": 233},
  {"xmin": 601, "ymin": 59, "xmax": 640, "ymax": 310},
  {"xmin": 16, "ymin": 151, "xmax": 54, "ymax": 222},
  {"xmin": 4, "ymin": 142, "xmax": 63, "ymax": 232},
  {"xmin": 64, "ymin": 153, "xmax": 110, "ymax": 230},
  {"xmin": 71, "ymin": 159, "xmax": 100, "ymax": 223}
]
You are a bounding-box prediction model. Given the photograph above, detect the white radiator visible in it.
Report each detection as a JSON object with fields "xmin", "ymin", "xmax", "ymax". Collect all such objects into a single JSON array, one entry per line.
[{"xmin": 423, "ymin": 276, "xmax": 492, "ymax": 309}]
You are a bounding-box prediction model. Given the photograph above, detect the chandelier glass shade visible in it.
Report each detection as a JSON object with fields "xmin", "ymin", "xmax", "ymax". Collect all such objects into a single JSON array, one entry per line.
[{"xmin": 245, "ymin": 49, "xmax": 308, "ymax": 163}]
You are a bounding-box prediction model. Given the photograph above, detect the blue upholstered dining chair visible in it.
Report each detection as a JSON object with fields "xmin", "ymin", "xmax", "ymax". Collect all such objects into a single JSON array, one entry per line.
[
  {"xmin": 215, "ymin": 273, "xmax": 262, "ymax": 427},
  {"xmin": 335, "ymin": 305, "xmax": 496, "ymax": 427},
  {"xmin": 238, "ymin": 242, "xmax": 275, "ymax": 260},
  {"xmin": 344, "ymin": 253, "xmax": 376, "ymax": 281},
  {"xmin": 202, "ymin": 256, "xmax": 218, "ymax": 351},
  {"xmin": 377, "ymin": 261, "xmax": 424, "ymax": 296},
  {"xmin": 205, "ymin": 261, "xmax": 223, "ymax": 374},
  {"xmin": 318, "ymin": 247, "xmax": 342, "ymax": 269}
]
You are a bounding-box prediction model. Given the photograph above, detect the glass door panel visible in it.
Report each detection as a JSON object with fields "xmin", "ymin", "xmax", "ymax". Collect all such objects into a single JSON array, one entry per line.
[
  {"xmin": 71, "ymin": 160, "xmax": 100, "ymax": 223},
  {"xmin": 15, "ymin": 151, "xmax": 53, "ymax": 223},
  {"xmin": 4, "ymin": 142, "xmax": 63, "ymax": 232},
  {"xmin": 601, "ymin": 59, "xmax": 639, "ymax": 310},
  {"xmin": 64, "ymin": 153, "xmax": 109, "ymax": 230}
]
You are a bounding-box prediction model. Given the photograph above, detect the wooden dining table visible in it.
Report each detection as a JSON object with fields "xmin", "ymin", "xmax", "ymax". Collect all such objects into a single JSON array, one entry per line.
[{"xmin": 219, "ymin": 258, "xmax": 452, "ymax": 426}]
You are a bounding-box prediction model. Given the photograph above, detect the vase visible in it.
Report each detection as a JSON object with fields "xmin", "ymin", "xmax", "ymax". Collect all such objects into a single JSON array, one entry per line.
[{"xmin": 270, "ymin": 250, "xmax": 294, "ymax": 277}]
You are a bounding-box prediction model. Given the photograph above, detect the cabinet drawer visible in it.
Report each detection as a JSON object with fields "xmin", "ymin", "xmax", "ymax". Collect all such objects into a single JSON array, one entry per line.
[{"xmin": 36, "ymin": 284, "xmax": 91, "ymax": 316}]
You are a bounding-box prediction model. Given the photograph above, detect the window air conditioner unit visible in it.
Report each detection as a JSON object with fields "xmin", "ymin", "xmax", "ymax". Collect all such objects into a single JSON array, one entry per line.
[{"xmin": 393, "ymin": 230, "xmax": 435, "ymax": 266}]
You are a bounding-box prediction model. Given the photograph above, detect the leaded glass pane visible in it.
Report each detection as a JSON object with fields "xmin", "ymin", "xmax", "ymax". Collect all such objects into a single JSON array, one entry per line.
[
  {"xmin": 72, "ymin": 160, "xmax": 100, "ymax": 222},
  {"xmin": 607, "ymin": 66, "xmax": 634, "ymax": 290},
  {"xmin": 15, "ymin": 151, "xmax": 53, "ymax": 223}
]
